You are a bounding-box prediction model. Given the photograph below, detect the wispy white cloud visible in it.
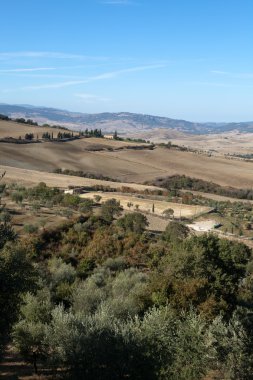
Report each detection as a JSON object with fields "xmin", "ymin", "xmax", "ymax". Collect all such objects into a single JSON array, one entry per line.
[
  {"xmin": 0, "ymin": 67, "xmax": 56, "ymax": 73},
  {"xmin": 2, "ymin": 74, "xmax": 86, "ymax": 79},
  {"xmin": 75, "ymin": 93, "xmax": 110, "ymax": 103},
  {"xmin": 0, "ymin": 64, "xmax": 108, "ymax": 78},
  {"xmin": 11, "ymin": 64, "xmax": 166, "ymax": 91},
  {"xmin": 212, "ymin": 70, "xmax": 253, "ymax": 79},
  {"xmin": 187, "ymin": 81, "xmax": 253, "ymax": 88},
  {"xmin": 0, "ymin": 51, "xmax": 108, "ymax": 61},
  {"xmin": 189, "ymin": 81, "xmax": 232, "ymax": 87},
  {"xmin": 212, "ymin": 70, "xmax": 231, "ymax": 75}
]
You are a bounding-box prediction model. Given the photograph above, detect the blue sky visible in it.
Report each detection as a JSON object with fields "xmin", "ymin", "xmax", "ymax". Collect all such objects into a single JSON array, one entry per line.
[{"xmin": 0, "ymin": 0, "xmax": 253, "ymax": 121}]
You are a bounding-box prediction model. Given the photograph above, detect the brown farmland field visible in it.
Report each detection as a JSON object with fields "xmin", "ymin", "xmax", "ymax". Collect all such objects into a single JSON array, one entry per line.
[
  {"xmin": 0, "ymin": 119, "xmax": 79, "ymax": 139},
  {"xmin": 86, "ymin": 147, "xmax": 253, "ymax": 188},
  {"xmin": 80, "ymin": 192, "xmax": 212, "ymax": 218},
  {"xmin": 2, "ymin": 120, "xmax": 253, "ymax": 189},
  {"xmin": 0, "ymin": 164, "xmax": 162, "ymax": 192},
  {"xmin": 169, "ymin": 131, "xmax": 253, "ymax": 155},
  {"xmin": 132, "ymin": 128, "xmax": 253, "ymax": 155}
]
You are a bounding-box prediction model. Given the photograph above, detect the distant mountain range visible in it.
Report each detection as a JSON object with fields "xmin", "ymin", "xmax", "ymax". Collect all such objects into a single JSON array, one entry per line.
[{"xmin": 1, "ymin": 103, "xmax": 253, "ymax": 135}]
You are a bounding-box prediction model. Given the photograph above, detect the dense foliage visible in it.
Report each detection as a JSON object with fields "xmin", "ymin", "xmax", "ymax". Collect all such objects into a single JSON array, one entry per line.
[
  {"xmin": 53, "ymin": 168, "xmax": 120, "ymax": 182},
  {"xmin": 1, "ymin": 181, "xmax": 253, "ymax": 378},
  {"xmin": 153, "ymin": 174, "xmax": 253, "ymax": 200},
  {"xmin": 80, "ymin": 128, "xmax": 103, "ymax": 138}
]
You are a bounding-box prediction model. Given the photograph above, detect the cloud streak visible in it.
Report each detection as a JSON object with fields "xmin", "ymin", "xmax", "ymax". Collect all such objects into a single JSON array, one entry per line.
[
  {"xmin": 0, "ymin": 51, "xmax": 108, "ymax": 61},
  {"xmin": 212, "ymin": 70, "xmax": 253, "ymax": 79},
  {"xmin": 188, "ymin": 81, "xmax": 253, "ymax": 88},
  {"xmin": 189, "ymin": 81, "xmax": 233, "ymax": 87},
  {"xmin": 0, "ymin": 67, "xmax": 56, "ymax": 73},
  {"xmin": 14, "ymin": 64, "xmax": 166, "ymax": 91}
]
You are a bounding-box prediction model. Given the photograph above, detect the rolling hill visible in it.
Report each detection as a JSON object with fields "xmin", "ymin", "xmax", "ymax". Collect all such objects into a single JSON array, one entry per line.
[
  {"xmin": 1, "ymin": 118, "xmax": 253, "ymax": 189},
  {"xmin": 1, "ymin": 103, "xmax": 253, "ymax": 136}
]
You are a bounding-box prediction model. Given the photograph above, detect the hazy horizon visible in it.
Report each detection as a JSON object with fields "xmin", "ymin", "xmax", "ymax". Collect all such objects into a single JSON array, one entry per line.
[{"xmin": 2, "ymin": 102, "xmax": 253, "ymax": 125}]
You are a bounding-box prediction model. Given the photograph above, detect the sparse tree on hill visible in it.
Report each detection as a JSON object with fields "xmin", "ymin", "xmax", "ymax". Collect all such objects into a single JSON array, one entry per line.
[
  {"xmin": 94, "ymin": 195, "xmax": 102, "ymax": 203},
  {"xmin": 11, "ymin": 191, "xmax": 23, "ymax": 205},
  {"xmin": 25, "ymin": 133, "xmax": 34, "ymax": 141},
  {"xmin": 24, "ymin": 224, "xmax": 38, "ymax": 234},
  {"xmin": 42, "ymin": 132, "xmax": 51, "ymax": 140},
  {"xmin": 162, "ymin": 221, "xmax": 190, "ymax": 243},
  {"xmin": 163, "ymin": 208, "xmax": 174, "ymax": 219},
  {"xmin": 101, "ymin": 198, "xmax": 122, "ymax": 223},
  {"xmin": 117, "ymin": 212, "xmax": 148, "ymax": 234},
  {"xmin": 127, "ymin": 202, "xmax": 133, "ymax": 209}
]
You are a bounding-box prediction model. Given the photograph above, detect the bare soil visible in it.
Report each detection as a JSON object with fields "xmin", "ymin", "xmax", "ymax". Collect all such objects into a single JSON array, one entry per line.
[{"xmin": 0, "ymin": 345, "xmax": 62, "ymax": 380}]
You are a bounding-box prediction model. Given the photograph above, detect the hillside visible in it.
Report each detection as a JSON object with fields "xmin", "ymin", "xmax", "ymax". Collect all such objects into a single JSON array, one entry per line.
[
  {"xmin": 1, "ymin": 117, "xmax": 253, "ymax": 189},
  {"xmin": 0, "ymin": 118, "xmax": 77, "ymax": 140},
  {"xmin": 1, "ymin": 103, "xmax": 253, "ymax": 136}
]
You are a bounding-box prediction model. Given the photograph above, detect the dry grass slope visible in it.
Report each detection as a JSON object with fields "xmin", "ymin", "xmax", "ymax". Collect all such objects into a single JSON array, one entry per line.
[
  {"xmin": 2, "ymin": 120, "xmax": 253, "ymax": 188},
  {"xmin": 80, "ymin": 192, "xmax": 212, "ymax": 218},
  {"xmin": 0, "ymin": 119, "xmax": 76, "ymax": 139},
  {"xmin": 0, "ymin": 164, "xmax": 162, "ymax": 192}
]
